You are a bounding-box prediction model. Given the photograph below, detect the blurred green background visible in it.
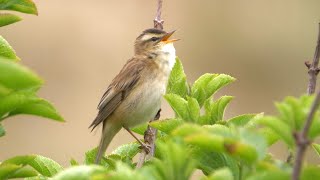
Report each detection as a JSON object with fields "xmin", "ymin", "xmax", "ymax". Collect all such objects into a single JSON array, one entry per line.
[{"xmin": 1, "ymin": 0, "xmax": 320, "ymax": 167}]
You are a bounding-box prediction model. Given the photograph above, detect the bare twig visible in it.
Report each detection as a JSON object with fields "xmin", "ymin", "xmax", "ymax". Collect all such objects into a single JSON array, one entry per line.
[
  {"xmin": 154, "ymin": 0, "xmax": 164, "ymax": 30},
  {"xmin": 136, "ymin": 110, "xmax": 161, "ymax": 168},
  {"xmin": 137, "ymin": 1, "xmax": 164, "ymax": 168},
  {"xmin": 291, "ymin": 23, "xmax": 320, "ymax": 180},
  {"xmin": 306, "ymin": 23, "xmax": 320, "ymax": 95}
]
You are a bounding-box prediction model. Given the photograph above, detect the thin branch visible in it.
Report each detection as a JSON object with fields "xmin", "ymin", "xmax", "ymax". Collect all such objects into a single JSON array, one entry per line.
[
  {"xmin": 136, "ymin": 109, "xmax": 161, "ymax": 168},
  {"xmin": 154, "ymin": 0, "xmax": 164, "ymax": 30},
  {"xmin": 306, "ymin": 23, "xmax": 320, "ymax": 95},
  {"xmin": 292, "ymin": 23, "xmax": 320, "ymax": 180}
]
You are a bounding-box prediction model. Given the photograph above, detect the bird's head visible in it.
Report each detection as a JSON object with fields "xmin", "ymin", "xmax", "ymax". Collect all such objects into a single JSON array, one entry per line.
[{"xmin": 134, "ymin": 28, "xmax": 179, "ymax": 55}]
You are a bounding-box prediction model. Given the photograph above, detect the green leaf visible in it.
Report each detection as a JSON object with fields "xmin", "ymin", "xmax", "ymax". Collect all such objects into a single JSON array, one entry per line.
[
  {"xmin": 0, "ymin": 0, "xmax": 38, "ymax": 15},
  {"xmin": 0, "ymin": 91, "xmax": 38, "ymax": 118},
  {"xmin": 0, "ymin": 163, "xmax": 22, "ymax": 180},
  {"xmin": 191, "ymin": 74, "xmax": 217, "ymax": 105},
  {"xmin": 8, "ymin": 98, "xmax": 64, "ymax": 122},
  {"xmin": 150, "ymin": 118, "xmax": 183, "ymax": 134},
  {"xmin": 6, "ymin": 166, "xmax": 38, "ymax": 179},
  {"xmin": 0, "ymin": 37, "xmax": 20, "ymax": 61},
  {"xmin": 28, "ymin": 155, "xmax": 63, "ymax": 177},
  {"xmin": 85, "ymin": 148, "xmax": 98, "ymax": 165},
  {"xmin": 52, "ymin": 165, "xmax": 108, "ymax": 180},
  {"xmin": 301, "ymin": 166, "xmax": 320, "ymax": 180},
  {"xmin": 0, "ymin": 59, "xmax": 43, "ymax": 90},
  {"xmin": 257, "ymin": 116, "xmax": 294, "ymax": 148},
  {"xmin": 204, "ymin": 167, "xmax": 234, "ymax": 180},
  {"xmin": 191, "ymin": 74, "xmax": 235, "ymax": 106},
  {"xmin": 185, "ymin": 133, "xmax": 225, "ymax": 152},
  {"xmin": 164, "ymin": 94, "xmax": 189, "ymax": 120},
  {"xmin": 239, "ymin": 129, "xmax": 267, "ymax": 160},
  {"xmin": 2, "ymin": 155, "xmax": 62, "ymax": 178},
  {"xmin": 194, "ymin": 149, "xmax": 239, "ymax": 179},
  {"xmin": 111, "ymin": 142, "xmax": 140, "ymax": 158},
  {"xmin": 70, "ymin": 158, "xmax": 79, "ymax": 166},
  {"xmin": 199, "ymin": 96, "xmax": 233, "ymax": 125},
  {"xmin": 131, "ymin": 123, "xmax": 147, "ymax": 135},
  {"xmin": 227, "ymin": 114, "xmax": 259, "ymax": 127},
  {"xmin": 210, "ymin": 96, "xmax": 233, "ymax": 123},
  {"xmin": 247, "ymin": 170, "xmax": 290, "ymax": 180},
  {"xmin": 166, "ymin": 58, "xmax": 189, "ymax": 98},
  {"xmin": 187, "ymin": 97, "xmax": 200, "ymax": 122},
  {"xmin": 312, "ymin": 143, "xmax": 320, "ymax": 157},
  {"xmin": 0, "ymin": 13, "xmax": 21, "ymax": 27},
  {"xmin": 153, "ymin": 141, "xmax": 197, "ymax": 180},
  {"xmin": 0, "ymin": 123, "xmax": 5, "ymax": 137}
]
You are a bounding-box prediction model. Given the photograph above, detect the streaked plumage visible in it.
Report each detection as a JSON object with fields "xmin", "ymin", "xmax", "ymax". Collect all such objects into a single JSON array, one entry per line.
[{"xmin": 90, "ymin": 28, "xmax": 178, "ymax": 164}]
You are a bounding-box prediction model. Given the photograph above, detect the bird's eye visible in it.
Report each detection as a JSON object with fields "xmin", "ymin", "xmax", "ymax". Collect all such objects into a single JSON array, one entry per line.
[{"xmin": 150, "ymin": 37, "xmax": 158, "ymax": 42}]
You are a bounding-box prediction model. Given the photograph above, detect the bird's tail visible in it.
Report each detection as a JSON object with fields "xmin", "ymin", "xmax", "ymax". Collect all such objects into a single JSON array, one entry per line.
[{"xmin": 95, "ymin": 121, "xmax": 121, "ymax": 164}]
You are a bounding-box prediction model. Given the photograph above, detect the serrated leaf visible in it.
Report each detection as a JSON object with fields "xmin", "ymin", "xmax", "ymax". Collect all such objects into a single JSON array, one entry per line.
[
  {"xmin": 154, "ymin": 141, "xmax": 196, "ymax": 180},
  {"xmin": 164, "ymin": 94, "xmax": 189, "ymax": 120},
  {"xmin": 84, "ymin": 148, "xmax": 108, "ymax": 166},
  {"xmin": 0, "ymin": 13, "xmax": 21, "ymax": 27},
  {"xmin": 111, "ymin": 142, "xmax": 140, "ymax": 158},
  {"xmin": 257, "ymin": 116, "xmax": 294, "ymax": 148},
  {"xmin": 1, "ymin": 155, "xmax": 61, "ymax": 178},
  {"xmin": 187, "ymin": 97, "xmax": 200, "ymax": 122},
  {"xmin": 28, "ymin": 155, "xmax": 63, "ymax": 177},
  {"xmin": 210, "ymin": 96, "xmax": 233, "ymax": 124},
  {"xmin": 191, "ymin": 74, "xmax": 235, "ymax": 106},
  {"xmin": 195, "ymin": 149, "xmax": 239, "ymax": 179},
  {"xmin": 0, "ymin": 163, "xmax": 22, "ymax": 180},
  {"xmin": 0, "ymin": 123, "xmax": 5, "ymax": 137},
  {"xmin": 52, "ymin": 165, "xmax": 107, "ymax": 180},
  {"xmin": 150, "ymin": 118, "xmax": 183, "ymax": 134},
  {"xmin": 0, "ymin": 37, "xmax": 20, "ymax": 61},
  {"xmin": 166, "ymin": 58, "xmax": 189, "ymax": 98},
  {"xmin": 204, "ymin": 167, "xmax": 234, "ymax": 180},
  {"xmin": 0, "ymin": 0, "xmax": 38, "ymax": 15},
  {"xmin": 6, "ymin": 166, "xmax": 38, "ymax": 178},
  {"xmin": 8, "ymin": 98, "xmax": 64, "ymax": 122},
  {"xmin": 0, "ymin": 59, "xmax": 42, "ymax": 90}
]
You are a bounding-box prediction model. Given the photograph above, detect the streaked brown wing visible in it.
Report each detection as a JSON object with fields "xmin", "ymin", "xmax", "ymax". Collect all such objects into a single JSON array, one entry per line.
[{"xmin": 89, "ymin": 58, "xmax": 148, "ymax": 131}]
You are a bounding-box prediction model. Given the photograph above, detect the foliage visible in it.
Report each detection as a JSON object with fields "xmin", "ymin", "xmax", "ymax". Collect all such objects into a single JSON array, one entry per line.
[
  {"xmin": 1, "ymin": 1, "xmax": 320, "ymax": 180},
  {"xmin": 0, "ymin": 0, "xmax": 64, "ymax": 138}
]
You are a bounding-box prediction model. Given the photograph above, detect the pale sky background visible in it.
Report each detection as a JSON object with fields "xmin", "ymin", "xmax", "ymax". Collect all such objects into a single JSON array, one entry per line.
[{"xmin": 1, "ymin": 0, "xmax": 320, "ymax": 169}]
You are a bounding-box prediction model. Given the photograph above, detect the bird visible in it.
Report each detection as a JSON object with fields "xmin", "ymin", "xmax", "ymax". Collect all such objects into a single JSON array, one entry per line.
[{"xmin": 89, "ymin": 28, "xmax": 179, "ymax": 164}]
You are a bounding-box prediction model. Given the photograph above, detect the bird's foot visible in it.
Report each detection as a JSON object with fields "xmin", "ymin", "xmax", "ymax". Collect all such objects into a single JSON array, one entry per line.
[{"xmin": 138, "ymin": 142, "xmax": 152, "ymax": 154}]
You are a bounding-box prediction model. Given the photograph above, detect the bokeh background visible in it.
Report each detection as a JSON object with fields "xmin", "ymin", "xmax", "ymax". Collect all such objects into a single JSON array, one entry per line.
[{"xmin": 1, "ymin": 0, "xmax": 320, "ymax": 170}]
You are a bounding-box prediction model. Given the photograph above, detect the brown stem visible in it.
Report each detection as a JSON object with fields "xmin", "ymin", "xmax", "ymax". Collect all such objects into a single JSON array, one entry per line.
[
  {"xmin": 292, "ymin": 90, "xmax": 320, "ymax": 180},
  {"xmin": 292, "ymin": 23, "xmax": 320, "ymax": 180},
  {"xmin": 307, "ymin": 23, "xmax": 320, "ymax": 95}
]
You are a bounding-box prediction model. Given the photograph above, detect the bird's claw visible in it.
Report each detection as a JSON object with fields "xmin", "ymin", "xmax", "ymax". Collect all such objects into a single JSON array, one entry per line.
[{"xmin": 139, "ymin": 143, "xmax": 152, "ymax": 153}]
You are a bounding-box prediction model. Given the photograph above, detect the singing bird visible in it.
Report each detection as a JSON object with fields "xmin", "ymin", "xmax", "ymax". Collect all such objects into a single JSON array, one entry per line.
[{"xmin": 89, "ymin": 28, "xmax": 179, "ymax": 164}]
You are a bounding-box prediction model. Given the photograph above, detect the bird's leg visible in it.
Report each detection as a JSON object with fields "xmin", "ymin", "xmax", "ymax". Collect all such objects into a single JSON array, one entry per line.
[{"xmin": 124, "ymin": 127, "xmax": 151, "ymax": 153}]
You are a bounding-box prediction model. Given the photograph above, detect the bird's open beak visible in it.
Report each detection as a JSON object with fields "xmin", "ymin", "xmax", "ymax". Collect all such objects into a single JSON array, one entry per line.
[{"xmin": 161, "ymin": 30, "xmax": 180, "ymax": 43}]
